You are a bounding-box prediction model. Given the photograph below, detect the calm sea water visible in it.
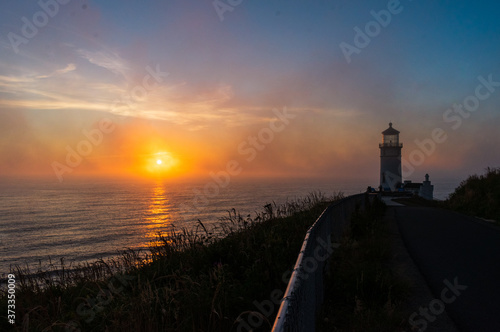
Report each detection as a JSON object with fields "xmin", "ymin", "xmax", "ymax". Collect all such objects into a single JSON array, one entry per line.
[{"xmin": 0, "ymin": 177, "xmax": 458, "ymax": 276}]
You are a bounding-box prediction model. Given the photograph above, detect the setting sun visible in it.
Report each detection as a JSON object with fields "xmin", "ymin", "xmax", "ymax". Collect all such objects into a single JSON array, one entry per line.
[{"xmin": 139, "ymin": 151, "xmax": 181, "ymax": 178}]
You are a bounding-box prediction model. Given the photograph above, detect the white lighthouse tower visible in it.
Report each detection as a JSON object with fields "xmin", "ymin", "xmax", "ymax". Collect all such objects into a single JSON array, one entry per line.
[{"xmin": 379, "ymin": 122, "xmax": 402, "ymax": 191}]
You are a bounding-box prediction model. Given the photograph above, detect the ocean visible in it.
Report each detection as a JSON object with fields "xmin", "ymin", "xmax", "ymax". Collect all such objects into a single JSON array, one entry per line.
[{"xmin": 0, "ymin": 177, "xmax": 459, "ymax": 276}]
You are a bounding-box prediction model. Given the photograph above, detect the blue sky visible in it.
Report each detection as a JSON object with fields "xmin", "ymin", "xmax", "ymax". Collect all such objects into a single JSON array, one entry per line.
[{"xmin": 0, "ymin": 0, "xmax": 499, "ymax": 183}]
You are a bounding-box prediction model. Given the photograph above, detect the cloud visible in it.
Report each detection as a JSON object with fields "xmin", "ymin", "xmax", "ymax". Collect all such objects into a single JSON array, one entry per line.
[
  {"xmin": 77, "ymin": 48, "xmax": 129, "ymax": 78},
  {"xmin": 0, "ymin": 75, "xmax": 34, "ymax": 85},
  {"xmin": 35, "ymin": 63, "xmax": 77, "ymax": 79},
  {"xmin": 0, "ymin": 61, "xmax": 121, "ymax": 112},
  {"xmin": 0, "ymin": 99, "xmax": 109, "ymax": 111},
  {"xmin": 55, "ymin": 63, "xmax": 77, "ymax": 75},
  {"xmin": 0, "ymin": 40, "xmax": 12, "ymax": 50},
  {"xmin": 0, "ymin": 63, "xmax": 76, "ymax": 90}
]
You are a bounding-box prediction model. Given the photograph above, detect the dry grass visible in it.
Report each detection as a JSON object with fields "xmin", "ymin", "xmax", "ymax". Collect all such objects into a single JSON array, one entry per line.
[
  {"xmin": 317, "ymin": 198, "xmax": 411, "ymax": 331},
  {"xmin": 1, "ymin": 191, "xmax": 343, "ymax": 332}
]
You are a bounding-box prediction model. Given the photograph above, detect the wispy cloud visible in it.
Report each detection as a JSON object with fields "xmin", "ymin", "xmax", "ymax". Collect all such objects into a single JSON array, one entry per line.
[
  {"xmin": 56, "ymin": 63, "xmax": 77, "ymax": 75},
  {"xmin": 0, "ymin": 40, "xmax": 11, "ymax": 50},
  {"xmin": 0, "ymin": 63, "xmax": 76, "ymax": 87},
  {"xmin": 0, "ymin": 98, "xmax": 110, "ymax": 111},
  {"xmin": 77, "ymin": 48, "xmax": 129, "ymax": 78},
  {"xmin": 0, "ymin": 75, "xmax": 34, "ymax": 84},
  {"xmin": 35, "ymin": 63, "xmax": 76, "ymax": 79},
  {"xmin": 0, "ymin": 63, "xmax": 114, "ymax": 111}
]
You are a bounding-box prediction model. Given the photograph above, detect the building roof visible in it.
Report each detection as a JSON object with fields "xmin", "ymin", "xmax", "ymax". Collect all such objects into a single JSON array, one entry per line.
[
  {"xmin": 382, "ymin": 122, "xmax": 400, "ymax": 135},
  {"xmin": 404, "ymin": 182, "xmax": 423, "ymax": 189}
]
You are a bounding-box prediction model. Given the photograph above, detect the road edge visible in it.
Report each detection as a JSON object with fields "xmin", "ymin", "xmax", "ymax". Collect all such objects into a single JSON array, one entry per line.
[{"xmin": 386, "ymin": 206, "xmax": 459, "ymax": 332}]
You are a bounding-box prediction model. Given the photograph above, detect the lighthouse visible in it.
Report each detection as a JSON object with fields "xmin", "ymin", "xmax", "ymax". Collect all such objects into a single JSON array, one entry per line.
[{"xmin": 379, "ymin": 122, "xmax": 402, "ymax": 191}]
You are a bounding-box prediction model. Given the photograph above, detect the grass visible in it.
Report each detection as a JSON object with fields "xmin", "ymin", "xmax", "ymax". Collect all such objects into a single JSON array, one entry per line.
[
  {"xmin": 1, "ymin": 191, "xmax": 343, "ymax": 332},
  {"xmin": 443, "ymin": 167, "xmax": 500, "ymax": 223},
  {"xmin": 317, "ymin": 198, "xmax": 411, "ymax": 331},
  {"xmin": 391, "ymin": 167, "xmax": 500, "ymax": 225},
  {"xmin": 396, "ymin": 167, "xmax": 500, "ymax": 223}
]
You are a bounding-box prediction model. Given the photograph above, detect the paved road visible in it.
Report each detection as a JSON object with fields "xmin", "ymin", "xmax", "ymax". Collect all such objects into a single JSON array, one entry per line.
[{"xmin": 395, "ymin": 206, "xmax": 500, "ymax": 332}]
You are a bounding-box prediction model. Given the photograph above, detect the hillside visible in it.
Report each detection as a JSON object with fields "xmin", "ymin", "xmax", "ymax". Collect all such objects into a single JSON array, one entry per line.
[{"xmin": 445, "ymin": 167, "xmax": 500, "ymax": 222}]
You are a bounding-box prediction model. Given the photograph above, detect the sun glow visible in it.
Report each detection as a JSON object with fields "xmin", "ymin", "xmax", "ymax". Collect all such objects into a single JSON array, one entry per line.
[{"xmin": 141, "ymin": 151, "xmax": 180, "ymax": 177}]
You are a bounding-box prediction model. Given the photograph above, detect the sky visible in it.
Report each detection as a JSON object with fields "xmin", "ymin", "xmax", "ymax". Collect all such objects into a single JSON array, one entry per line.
[{"xmin": 0, "ymin": 0, "xmax": 499, "ymax": 184}]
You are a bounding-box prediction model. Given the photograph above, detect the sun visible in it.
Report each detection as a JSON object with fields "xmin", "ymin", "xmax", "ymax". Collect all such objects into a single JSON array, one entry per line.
[{"xmin": 142, "ymin": 151, "xmax": 179, "ymax": 177}]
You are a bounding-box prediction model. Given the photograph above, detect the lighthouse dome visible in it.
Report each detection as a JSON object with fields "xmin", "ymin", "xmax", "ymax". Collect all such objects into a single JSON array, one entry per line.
[{"xmin": 382, "ymin": 122, "xmax": 400, "ymax": 135}]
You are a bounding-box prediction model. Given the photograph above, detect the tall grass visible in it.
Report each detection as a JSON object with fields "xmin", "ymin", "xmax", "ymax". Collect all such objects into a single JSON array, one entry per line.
[
  {"xmin": 317, "ymin": 198, "xmax": 411, "ymax": 331},
  {"xmin": 1, "ymin": 191, "xmax": 343, "ymax": 332}
]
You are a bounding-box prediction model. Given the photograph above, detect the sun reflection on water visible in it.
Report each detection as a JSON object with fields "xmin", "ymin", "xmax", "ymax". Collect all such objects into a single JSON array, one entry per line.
[{"xmin": 143, "ymin": 183, "xmax": 174, "ymax": 247}]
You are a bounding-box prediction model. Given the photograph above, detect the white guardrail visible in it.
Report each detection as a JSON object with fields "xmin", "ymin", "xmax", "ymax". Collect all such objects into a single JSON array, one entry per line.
[{"xmin": 271, "ymin": 193, "xmax": 374, "ymax": 331}]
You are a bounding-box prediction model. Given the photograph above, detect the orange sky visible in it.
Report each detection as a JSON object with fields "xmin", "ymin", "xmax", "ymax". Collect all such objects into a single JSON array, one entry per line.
[
  {"xmin": 1, "ymin": 103, "xmax": 488, "ymax": 184},
  {"xmin": 1, "ymin": 1, "xmax": 499, "ymax": 184}
]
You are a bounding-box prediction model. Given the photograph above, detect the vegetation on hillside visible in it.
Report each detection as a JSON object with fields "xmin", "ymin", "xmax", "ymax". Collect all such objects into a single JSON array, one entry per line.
[
  {"xmin": 317, "ymin": 198, "xmax": 411, "ymax": 331},
  {"xmin": 445, "ymin": 167, "xmax": 500, "ymax": 222},
  {"xmin": 1, "ymin": 192, "xmax": 342, "ymax": 332}
]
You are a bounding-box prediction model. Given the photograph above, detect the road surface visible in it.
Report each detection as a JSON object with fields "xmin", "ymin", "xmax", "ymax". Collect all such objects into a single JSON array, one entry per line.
[{"xmin": 395, "ymin": 206, "xmax": 500, "ymax": 332}]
